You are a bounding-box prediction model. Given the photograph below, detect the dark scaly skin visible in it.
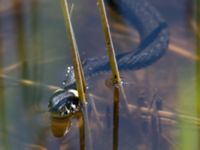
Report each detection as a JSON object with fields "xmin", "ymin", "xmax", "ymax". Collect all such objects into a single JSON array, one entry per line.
[
  {"xmin": 49, "ymin": 0, "xmax": 169, "ymax": 118},
  {"xmin": 64, "ymin": 0, "xmax": 169, "ymax": 90}
]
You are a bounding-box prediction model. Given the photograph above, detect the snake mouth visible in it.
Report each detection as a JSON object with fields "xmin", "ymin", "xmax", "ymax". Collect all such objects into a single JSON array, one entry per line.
[
  {"xmin": 49, "ymin": 101, "xmax": 81, "ymax": 119},
  {"xmin": 49, "ymin": 111, "xmax": 73, "ymax": 119}
]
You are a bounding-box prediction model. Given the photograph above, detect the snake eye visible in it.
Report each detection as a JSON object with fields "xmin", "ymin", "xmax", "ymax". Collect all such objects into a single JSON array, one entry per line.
[{"xmin": 48, "ymin": 88, "xmax": 81, "ymax": 118}]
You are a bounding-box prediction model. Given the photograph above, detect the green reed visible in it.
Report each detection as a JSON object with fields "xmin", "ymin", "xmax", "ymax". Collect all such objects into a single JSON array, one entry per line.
[{"xmin": 196, "ymin": 0, "xmax": 200, "ymax": 149}]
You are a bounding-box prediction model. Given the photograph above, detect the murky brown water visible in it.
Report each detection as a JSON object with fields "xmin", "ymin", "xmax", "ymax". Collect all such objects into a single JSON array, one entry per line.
[{"xmin": 0, "ymin": 0, "xmax": 199, "ymax": 150}]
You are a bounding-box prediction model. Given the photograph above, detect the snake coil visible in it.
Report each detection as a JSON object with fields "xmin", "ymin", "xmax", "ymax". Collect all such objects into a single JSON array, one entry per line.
[{"xmin": 49, "ymin": 0, "xmax": 169, "ymax": 118}]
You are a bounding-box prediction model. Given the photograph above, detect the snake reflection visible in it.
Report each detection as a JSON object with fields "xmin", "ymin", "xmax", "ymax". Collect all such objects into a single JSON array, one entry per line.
[{"xmin": 48, "ymin": 0, "xmax": 169, "ymax": 118}]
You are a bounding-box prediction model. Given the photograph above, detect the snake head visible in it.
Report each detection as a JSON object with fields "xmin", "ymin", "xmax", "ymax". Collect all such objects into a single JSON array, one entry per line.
[{"xmin": 48, "ymin": 89, "xmax": 81, "ymax": 118}]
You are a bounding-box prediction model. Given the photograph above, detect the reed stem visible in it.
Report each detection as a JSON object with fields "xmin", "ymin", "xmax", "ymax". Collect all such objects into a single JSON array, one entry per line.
[
  {"xmin": 61, "ymin": 0, "xmax": 86, "ymax": 102},
  {"xmin": 113, "ymin": 87, "xmax": 120, "ymax": 150},
  {"xmin": 128, "ymin": 104, "xmax": 200, "ymax": 126},
  {"xmin": 97, "ymin": 0, "xmax": 131, "ymax": 116},
  {"xmin": 97, "ymin": 0, "xmax": 121, "ymax": 84},
  {"xmin": 78, "ymin": 112, "xmax": 85, "ymax": 150}
]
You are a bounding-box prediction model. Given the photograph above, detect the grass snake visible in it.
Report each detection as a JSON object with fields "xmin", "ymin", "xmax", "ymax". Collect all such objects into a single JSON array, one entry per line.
[{"xmin": 48, "ymin": 0, "xmax": 169, "ymax": 118}]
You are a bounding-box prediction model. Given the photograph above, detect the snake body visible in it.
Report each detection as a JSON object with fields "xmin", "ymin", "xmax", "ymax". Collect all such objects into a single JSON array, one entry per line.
[
  {"xmin": 49, "ymin": 0, "xmax": 169, "ymax": 117},
  {"xmin": 64, "ymin": 0, "xmax": 169, "ymax": 90}
]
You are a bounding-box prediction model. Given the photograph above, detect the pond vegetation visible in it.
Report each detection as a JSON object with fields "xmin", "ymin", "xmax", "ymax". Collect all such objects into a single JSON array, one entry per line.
[{"xmin": 0, "ymin": 0, "xmax": 199, "ymax": 150}]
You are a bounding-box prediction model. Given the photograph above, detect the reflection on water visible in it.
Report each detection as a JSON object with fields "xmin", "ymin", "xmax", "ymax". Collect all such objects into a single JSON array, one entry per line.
[
  {"xmin": 50, "ymin": 117, "xmax": 72, "ymax": 138},
  {"xmin": 0, "ymin": 0, "xmax": 199, "ymax": 150}
]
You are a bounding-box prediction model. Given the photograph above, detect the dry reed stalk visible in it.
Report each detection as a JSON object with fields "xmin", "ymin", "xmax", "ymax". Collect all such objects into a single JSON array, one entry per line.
[
  {"xmin": 128, "ymin": 104, "xmax": 200, "ymax": 126},
  {"xmin": 61, "ymin": 0, "xmax": 86, "ymax": 103},
  {"xmin": 97, "ymin": 0, "xmax": 121, "ymax": 84},
  {"xmin": 97, "ymin": 0, "xmax": 130, "ymax": 116}
]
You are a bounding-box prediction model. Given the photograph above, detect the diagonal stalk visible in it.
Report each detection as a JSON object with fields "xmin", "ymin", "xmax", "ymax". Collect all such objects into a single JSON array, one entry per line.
[
  {"xmin": 97, "ymin": 0, "xmax": 130, "ymax": 115},
  {"xmin": 97, "ymin": 0, "xmax": 121, "ymax": 84},
  {"xmin": 61, "ymin": 0, "xmax": 86, "ymax": 103}
]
